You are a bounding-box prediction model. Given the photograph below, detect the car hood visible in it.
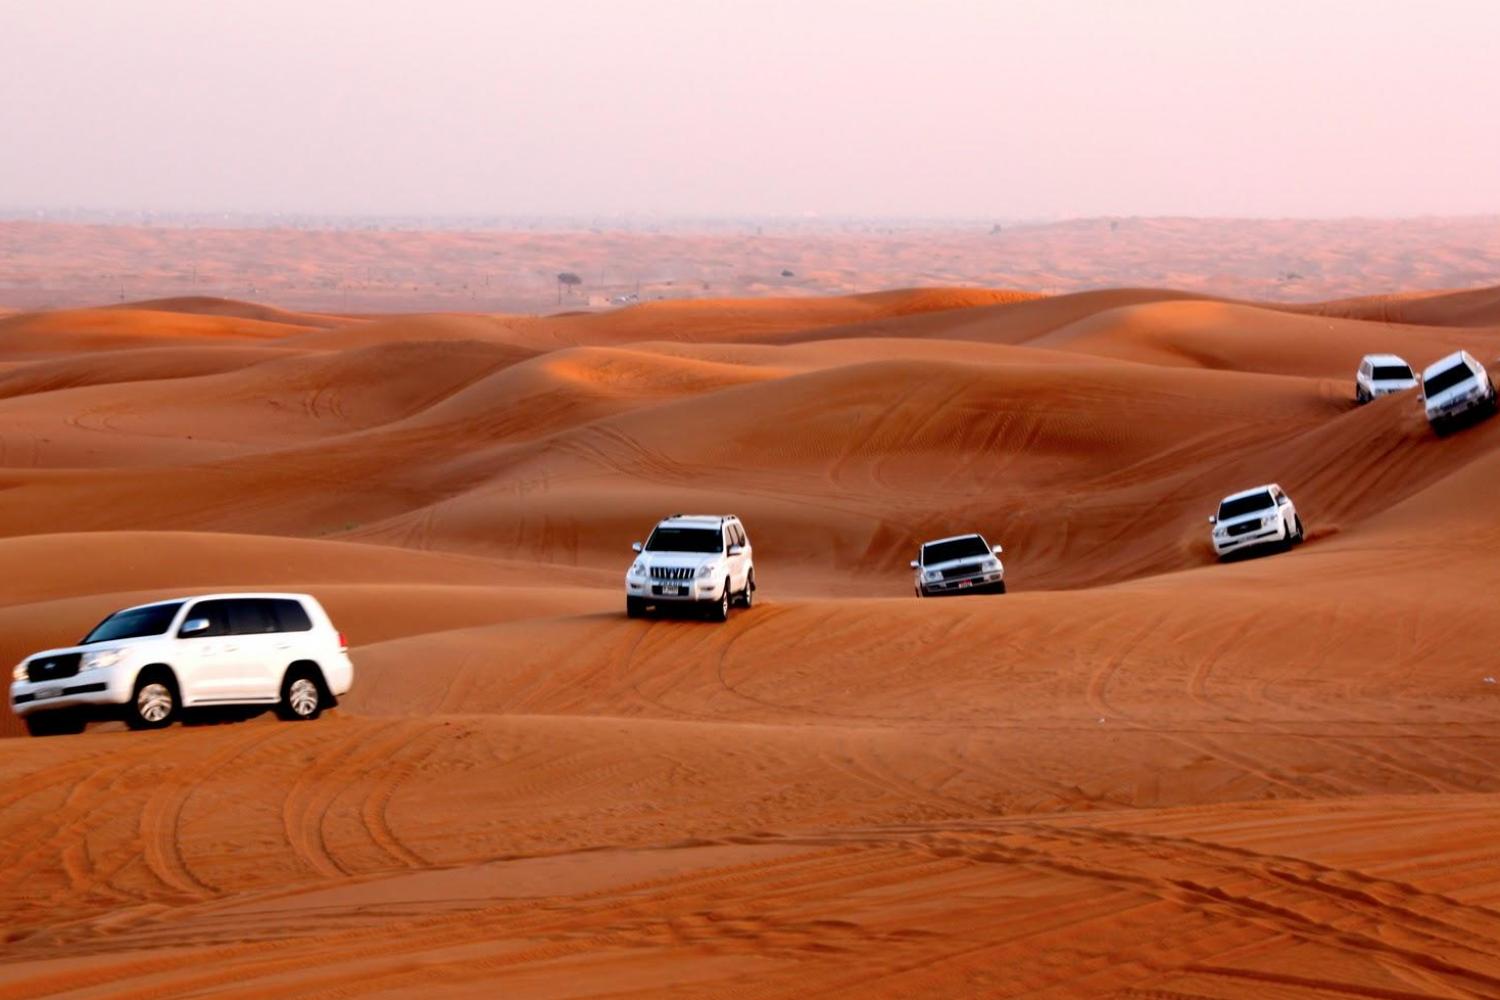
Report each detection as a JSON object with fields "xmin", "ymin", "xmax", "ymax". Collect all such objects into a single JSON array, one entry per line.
[
  {"xmin": 635, "ymin": 552, "xmax": 721, "ymax": 567},
  {"xmin": 920, "ymin": 555, "xmax": 996, "ymax": 573},
  {"xmin": 1216, "ymin": 510, "xmax": 1273, "ymax": 530},
  {"xmin": 23, "ymin": 636, "xmax": 158, "ymax": 663}
]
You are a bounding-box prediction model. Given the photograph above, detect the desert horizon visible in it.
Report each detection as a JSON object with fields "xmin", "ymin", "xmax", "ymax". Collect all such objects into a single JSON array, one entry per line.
[{"xmin": 5, "ymin": 215, "xmax": 1500, "ymax": 315}]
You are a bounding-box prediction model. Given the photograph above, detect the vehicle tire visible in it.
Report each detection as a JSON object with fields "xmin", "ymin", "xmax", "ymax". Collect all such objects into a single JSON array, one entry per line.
[
  {"xmin": 1293, "ymin": 515, "xmax": 1305, "ymax": 543},
  {"xmin": 23, "ymin": 711, "xmax": 86, "ymax": 737},
  {"xmin": 1355, "ymin": 384, "xmax": 1368, "ymax": 404},
  {"xmin": 278, "ymin": 666, "xmax": 327, "ymax": 722},
  {"xmin": 994, "ymin": 580, "xmax": 1007, "ymax": 595},
  {"xmin": 125, "ymin": 669, "xmax": 179, "ymax": 731},
  {"xmin": 738, "ymin": 569, "xmax": 755, "ymax": 608},
  {"xmin": 626, "ymin": 596, "xmax": 646, "ymax": 619},
  {"xmin": 709, "ymin": 580, "xmax": 731, "ymax": 622}
]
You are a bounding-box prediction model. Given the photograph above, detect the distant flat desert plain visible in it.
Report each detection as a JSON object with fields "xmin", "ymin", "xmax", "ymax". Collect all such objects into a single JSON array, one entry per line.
[
  {"xmin": 3, "ymin": 214, "xmax": 1500, "ymax": 312},
  {"xmin": 2, "ymin": 222, "xmax": 1500, "ymax": 996}
]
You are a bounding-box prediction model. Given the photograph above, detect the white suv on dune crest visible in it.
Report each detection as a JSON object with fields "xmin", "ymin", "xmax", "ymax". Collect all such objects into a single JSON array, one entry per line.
[
  {"xmin": 912, "ymin": 533, "xmax": 1005, "ymax": 597},
  {"xmin": 1209, "ymin": 484, "xmax": 1303, "ymax": 559},
  {"xmin": 10, "ymin": 593, "xmax": 353, "ymax": 736},
  {"xmin": 1354, "ymin": 354, "xmax": 1417, "ymax": 403},
  {"xmin": 1421, "ymin": 350, "xmax": 1497, "ymax": 433},
  {"xmin": 626, "ymin": 514, "xmax": 754, "ymax": 621}
]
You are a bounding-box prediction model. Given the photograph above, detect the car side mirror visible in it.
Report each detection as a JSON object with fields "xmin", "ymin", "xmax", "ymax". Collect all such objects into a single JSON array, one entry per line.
[
  {"xmin": 727, "ymin": 545, "xmax": 744, "ymax": 556},
  {"xmin": 991, "ymin": 545, "xmax": 1003, "ymax": 554},
  {"xmin": 909, "ymin": 560, "xmax": 920, "ymax": 569},
  {"xmin": 631, "ymin": 541, "xmax": 643, "ymax": 553},
  {"xmin": 180, "ymin": 618, "xmax": 210, "ymax": 636},
  {"xmin": 1207, "ymin": 515, "xmax": 1217, "ymax": 525}
]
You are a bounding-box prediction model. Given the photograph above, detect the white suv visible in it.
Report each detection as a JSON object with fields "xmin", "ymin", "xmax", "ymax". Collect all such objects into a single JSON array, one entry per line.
[
  {"xmin": 1355, "ymin": 354, "xmax": 1417, "ymax": 403},
  {"xmin": 1209, "ymin": 484, "xmax": 1303, "ymax": 559},
  {"xmin": 625, "ymin": 514, "xmax": 754, "ymax": 621},
  {"xmin": 912, "ymin": 533, "xmax": 1005, "ymax": 597},
  {"xmin": 9, "ymin": 593, "xmax": 353, "ymax": 736},
  {"xmin": 1421, "ymin": 350, "xmax": 1497, "ymax": 433}
]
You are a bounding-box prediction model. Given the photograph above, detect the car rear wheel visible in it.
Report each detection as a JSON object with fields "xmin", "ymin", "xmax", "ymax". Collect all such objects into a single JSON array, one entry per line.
[
  {"xmin": 126, "ymin": 670, "xmax": 179, "ymax": 730},
  {"xmin": 278, "ymin": 667, "xmax": 326, "ymax": 721}
]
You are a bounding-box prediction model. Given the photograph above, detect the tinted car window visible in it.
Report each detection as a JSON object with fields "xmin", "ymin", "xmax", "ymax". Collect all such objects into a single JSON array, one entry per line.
[
  {"xmin": 645, "ymin": 527, "xmax": 723, "ymax": 553},
  {"xmin": 181, "ymin": 599, "xmax": 232, "ymax": 637},
  {"xmin": 922, "ymin": 536, "xmax": 991, "ymax": 565},
  {"xmin": 81, "ymin": 602, "xmax": 184, "ymax": 644},
  {"xmin": 1425, "ymin": 361, "xmax": 1477, "ymax": 396},
  {"xmin": 226, "ymin": 599, "xmax": 279, "ymax": 635},
  {"xmin": 1217, "ymin": 492, "xmax": 1275, "ymax": 520},
  {"xmin": 1372, "ymin": 364, "xmax": 1413, "ymax": 381},
  {"xmin": 270, "ymin": 599, "xmax": 313, "ymax": 632}
]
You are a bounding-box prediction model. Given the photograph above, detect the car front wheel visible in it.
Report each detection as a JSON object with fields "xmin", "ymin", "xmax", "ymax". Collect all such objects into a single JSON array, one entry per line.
[
  {"xmin": 738, "ymin": 569, "xmax": 755, "ymax": 608},
  {"xmin": 709, "ymin": 580, "xmax": 731, "ymax": 622},
  {"xmin": 126, "ymin": 670, "xmax": 179, "ymax": 730}
]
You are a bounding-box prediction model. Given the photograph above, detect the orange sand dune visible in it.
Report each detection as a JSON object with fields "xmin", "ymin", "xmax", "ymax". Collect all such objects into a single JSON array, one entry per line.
[{"xmin": 3, "ymin": 285, "xmax": 1500, "ymax": 997}]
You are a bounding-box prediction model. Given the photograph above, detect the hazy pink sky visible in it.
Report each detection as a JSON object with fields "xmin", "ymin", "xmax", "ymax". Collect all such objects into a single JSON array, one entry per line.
[{"xmin": 3, "ymin": 0, "xmax": 1497, "ymax": 218}]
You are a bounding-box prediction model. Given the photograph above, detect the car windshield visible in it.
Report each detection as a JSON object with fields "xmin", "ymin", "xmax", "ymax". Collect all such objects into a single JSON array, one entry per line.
[
  {"xmin": 1424, "ymin": 361, "xmax": 1477, "ymax": 396},
  {"xmin": 80, "ymin": 602, "xmax": 184, "ymax": 644},
  {"xmin": 922, "ymin": 536, "xmax": 990, "ymax": 565},
  {"xmin": 1372, "ymin": 364, "xmax": 1413, "ymax": 381},
  {"xmin": 646, "ymin": 527, "xmax": 723, "ymax": 553},
  {"xmin": 1217, "ymin": 492, "xmax": 1275, "ymax": 521}
]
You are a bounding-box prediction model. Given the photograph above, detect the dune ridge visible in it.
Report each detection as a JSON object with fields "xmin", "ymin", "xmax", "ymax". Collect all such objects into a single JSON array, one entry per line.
[{"xmin": 2, "ymin": 284, "xmax": 1500, "ymax": 997}]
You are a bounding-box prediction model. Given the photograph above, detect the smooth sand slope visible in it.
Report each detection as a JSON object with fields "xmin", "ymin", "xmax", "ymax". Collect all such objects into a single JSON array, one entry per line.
[{"xmin": 2, "ymin": 288, "xmax": 1500, "ymax": 997}]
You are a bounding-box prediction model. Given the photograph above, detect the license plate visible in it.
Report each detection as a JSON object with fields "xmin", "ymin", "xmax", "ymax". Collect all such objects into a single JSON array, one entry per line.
[
  {"xmin": 664, "ymin": 585, "xmax": 684, "ymax": 595},
  {"xmin": 957, "ymin": 579, "xmax": 973, "ymax": 588},
  {"xmin": 33, "ymin": 687, "xmax": 61, "ymax": 700}
]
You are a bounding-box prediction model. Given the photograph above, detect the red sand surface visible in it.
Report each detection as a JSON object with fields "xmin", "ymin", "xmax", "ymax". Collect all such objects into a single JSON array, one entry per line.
[{"xmin": 2, "ymin": 287, "xmax": 1500, "ymax": 996}]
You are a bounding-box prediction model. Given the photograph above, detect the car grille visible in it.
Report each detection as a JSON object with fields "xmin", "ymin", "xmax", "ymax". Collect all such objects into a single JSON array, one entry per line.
[
  {"xmin": 1226, "ymin": 520, "xmax": 1262, "ymax": 537},
  {"xmin": 942, "ymin": 563, "xmax": 984, "ymax": 580},
  {"xmin": 650, "ymin": 566, "xmax": 695, "ymax": 581},
  {"xmin": 26, "ymin": 653, "xmax": 82, "ymax": 682}
]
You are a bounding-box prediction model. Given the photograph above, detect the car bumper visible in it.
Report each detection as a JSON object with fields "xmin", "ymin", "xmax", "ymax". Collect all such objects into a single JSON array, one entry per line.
[
  {"xmin": 1213, "ymin": 525, "xmax": 1284, "ymax": 555},
  {"xmin": 10, "ymin": 667, "xmax": 133, "ymax": 716},
  {"xmin": 323, "ymin": 653, "xmax": 356, "ymax": 697},
  {"xmin": 627, "ymin": 578, "xmax": 720, "ymax": 602},
  {"xmin": 1427, "ymin": 393, "xmax": 1490, "ymax": 421},
  {"xmin": 919, "ymin": 571, "xmax": 1005, "ymax": 595}
]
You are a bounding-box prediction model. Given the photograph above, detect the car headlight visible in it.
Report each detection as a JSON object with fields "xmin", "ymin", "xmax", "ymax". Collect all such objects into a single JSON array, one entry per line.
[
  {"xmin": 11, "ymin": 662, "xmax": 27, "ymax": 682},
  {"xmin": 981, "ymin": 558, "xmax": 1000, "ymax": 572},
  {"xmin": 628, "ymin": 561, "xmax": 646, "ymax": 578},
  {"xmin": 923, "ymin": 569, "xmax": 941, "ymax": 581},
  {"xmin": 81, "ymin": 649, "xmax": 129, "ymax": 671},
  {"xmin": 696, "ymin": 564, "xmax": 714, "ymax": 578}
]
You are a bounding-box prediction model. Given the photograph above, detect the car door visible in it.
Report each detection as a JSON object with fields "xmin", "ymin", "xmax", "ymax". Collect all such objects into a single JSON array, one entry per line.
[
  {"xmin": 728, "ymin": 523, "xmax": 750, "ymax": 592},
  {"xmin": 175, "ymin": 599, "xmax": 247, "ymax": 703},
  {"xmin": 223, "ymin": 599, "xmax": 285, "ymax": 701}
]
